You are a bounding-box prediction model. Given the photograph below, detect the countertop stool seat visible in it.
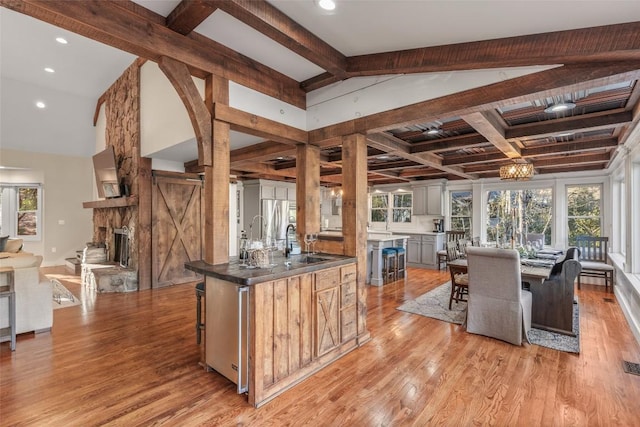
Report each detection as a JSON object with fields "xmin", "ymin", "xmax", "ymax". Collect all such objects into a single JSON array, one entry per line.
[
  {"xmin": 392, "ymin": 247, "xmax": 406, "ymax": 279},
  {"xmin": 382, "ymin": 248, "xmax": 397, "ymax": 284},
  {"xmin": 0, "ymin": 268, "xmax": 16, "ymax": 351},
  {"xmin": 195, "ymin": 282, "xmax": 205, "ymax": 345}
]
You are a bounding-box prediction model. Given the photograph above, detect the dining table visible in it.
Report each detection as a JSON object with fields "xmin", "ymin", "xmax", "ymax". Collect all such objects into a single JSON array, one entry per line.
[
  {"xmin": 447, "ymin": 256, "xmax": 576, "ymax": 336},
  {"xmin": 447, "ymin": 257, "xmax": 552, "ymax": 286}
]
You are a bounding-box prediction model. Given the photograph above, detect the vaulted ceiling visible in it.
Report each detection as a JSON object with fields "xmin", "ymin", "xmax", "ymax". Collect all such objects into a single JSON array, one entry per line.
[{"xmin": 2, "ymin": 0, "xmax": 640, "ymax": 186}]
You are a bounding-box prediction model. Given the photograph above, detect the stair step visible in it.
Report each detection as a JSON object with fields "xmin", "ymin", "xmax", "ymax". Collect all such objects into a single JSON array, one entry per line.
[{"xmin": 65, "ymin": 257, "xmax": 81, "ymax": 275}]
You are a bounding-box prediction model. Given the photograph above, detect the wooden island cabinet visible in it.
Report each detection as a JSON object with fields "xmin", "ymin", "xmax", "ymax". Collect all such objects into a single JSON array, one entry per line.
[{"xmin": 186, "ymin": 255, "xmax": 361, "ymax": 407}]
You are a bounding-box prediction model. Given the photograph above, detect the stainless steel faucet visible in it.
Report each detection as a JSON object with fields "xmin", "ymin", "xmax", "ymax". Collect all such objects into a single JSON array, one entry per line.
[{"xmin": 285, "ymin": 223, "xmax": 296, "ymax": 257}]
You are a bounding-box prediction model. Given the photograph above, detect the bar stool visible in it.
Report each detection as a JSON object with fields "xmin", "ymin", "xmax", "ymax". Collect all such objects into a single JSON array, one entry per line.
[
  {"xmin": 195, "ymin": 281, "xmax": 205, "ymax": 345},
  {"xmin": 0, "ymin": 268, "xmax": 16, "ymax": 351},
  {"xmin": 392, "ymin": 247, "xmax": 406, "ymax": 279},
  {"xmin": 382, "ymin": 248, "xmax": 397, "ymax": 284}
]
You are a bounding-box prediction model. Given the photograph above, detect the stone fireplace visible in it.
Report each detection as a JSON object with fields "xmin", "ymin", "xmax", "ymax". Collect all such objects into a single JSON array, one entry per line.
[{"xmin": 81, "ymin": 225, "xmax": 138, "ymax": 293}]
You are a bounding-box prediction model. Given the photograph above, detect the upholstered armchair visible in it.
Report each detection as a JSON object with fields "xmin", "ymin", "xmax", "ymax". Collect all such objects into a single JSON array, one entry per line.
[{"xmin": 465, "ymin": 247, "xmax": 532, "ymax": 345}]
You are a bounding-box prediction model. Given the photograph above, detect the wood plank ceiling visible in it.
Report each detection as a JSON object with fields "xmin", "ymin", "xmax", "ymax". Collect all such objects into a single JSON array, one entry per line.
[{"xmin": 4, "ymin": 0, "xmax": 640, "ymax": 186}]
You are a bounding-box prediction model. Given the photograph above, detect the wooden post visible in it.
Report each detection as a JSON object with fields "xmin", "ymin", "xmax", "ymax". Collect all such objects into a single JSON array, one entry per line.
[
  {"xmin": 296, "ymin": 144, "xmax": 321, "ymax": 243},
  {"xmin": 204, "ymin": 75, "xmax": 230, "ymax": 264},
  {"xmin": 341, "ymin": 133, "xmax": 370, "ymax": 344},
  {"xmin": 137, "ymin": 157, "xmax": 152, "ymax": 290}
]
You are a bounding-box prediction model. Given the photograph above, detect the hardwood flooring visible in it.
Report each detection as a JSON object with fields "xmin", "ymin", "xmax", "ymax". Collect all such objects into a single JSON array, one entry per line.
[{"xmin": 1, "ymin": 266, "xmax": 639, "ymax": 426}]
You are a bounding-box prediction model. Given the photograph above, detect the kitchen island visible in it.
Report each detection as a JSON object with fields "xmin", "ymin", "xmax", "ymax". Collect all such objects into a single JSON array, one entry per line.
[
  {"xmin": 185, "ymin": 253, "xmax": 361, "ymax": 407},
  {"xmin": 367, "ymin": 233, "xmax": 410, "ymax": 286}
]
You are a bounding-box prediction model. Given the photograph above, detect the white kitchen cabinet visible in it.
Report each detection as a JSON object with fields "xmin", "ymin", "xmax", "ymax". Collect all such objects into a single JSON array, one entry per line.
[
  {"xmin": 275, "ymin": 186, "xmax": 288, "ymax": 200},
  {"xmin": 411, "ymin": 184, "xmax": 443, "ymax": 216},
  {"xmin": 404, "ymin": 233, "xmax": 444, "ymax": 269},
  {"xmin": 412, "ymin": 187, "xmax": 427, "ymax": 215},
  {"xmin": 426, "ymin": 185, "xmax": 444, "ymax": 216},
  {"xmin": 407, "ymin": 236, "xmax": 422, "ymax": 264},
  {"xmin": 420, "ymin": 235, "xmax": 437, "ymax": 266}
]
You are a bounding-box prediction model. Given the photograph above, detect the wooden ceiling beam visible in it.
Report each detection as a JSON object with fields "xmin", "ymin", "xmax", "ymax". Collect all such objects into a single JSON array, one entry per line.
[
  {"xmin": 521, "ymin": 137, "xmax": 619, "ymax": 157},
  {"xmin": 367, "ymin": 133, "xmax": 477, "ymax": 180},
  {"xmin": 368, "ymin": 160, "xmax": 421, "ymax": 172},
  {"xmin": 410, "ymin": 134, "xmax": 489, "ymax": 153},
  {"xmin": 230, "ymin": 141, "xmax": 294, "ymax": 164},
  {"xmin": 506, "ymin": 110, "xmax": 633, "ymax": 139},
  {"xmin": 213, "ymin": 103, "xmax": 308, "ymax": 145},
  {"xmin": 2, "ymin": 0, "xmax": 306, "ymax": 108},
  {"xmin": 209, "ymin": 0, "xmax": 347, "ymax": 78},
  {"xmin": 166, "ymin": 0, "xmax": 217, "ymax": 34},
  {"xmin": 461, "ymin": 111, "xmax": 522, "ymax": 158},
  {"xmin": 531, "ymin": 152, "xmax": 611, "ymax": 167},
  {"xmin": 308, "ymin": 62, "xmax": 640, "ymax": 142},
  {"xmin": 301, "ymin": 22, "xmax": 640, "ymax": 92},
  {"xmin": 345, "ymin": 22, "xmax": 640, "ymax": 78}
]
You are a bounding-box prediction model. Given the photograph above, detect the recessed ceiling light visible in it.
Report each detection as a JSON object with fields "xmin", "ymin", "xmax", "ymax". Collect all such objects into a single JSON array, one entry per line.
[
  {"xmin": 44, "ymin": 67, "xmax": 55, "ymax": 73},
  {"xmin": 56, "ymin": 37, "xmax": 68, "ymax": 44},
  {"xmin": 427, "ymin": 128, "xmax": 440, "ymax": 135},
  {"xmin": 377, "ymin": 155, "xmax": 389, "ymax": 160},
  {"xmin": 544, "ymin": 102, "xmax": 576, "ymax": 113},
  {"xmin": 36, "ymin": 101, "xmax": 46, "ymax": 109},
  {"xmin": 318, "ymin": 0, "xmax": 336, "ymax": 11}
]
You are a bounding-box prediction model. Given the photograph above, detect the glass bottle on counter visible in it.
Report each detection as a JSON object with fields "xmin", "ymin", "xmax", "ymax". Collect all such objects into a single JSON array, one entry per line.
[{"xmin": 239, "ymin": 230, "xmax": 248, "ymax": 265}]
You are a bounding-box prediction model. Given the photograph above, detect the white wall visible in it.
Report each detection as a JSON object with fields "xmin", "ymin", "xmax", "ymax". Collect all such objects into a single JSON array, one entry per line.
[
  {"xmin": 0, "ymin": 149, "xmax": 94, "ymax": 266},
  {"xmin": 139, "ymin": 62, "xmax": 205, "ymax": 157}
]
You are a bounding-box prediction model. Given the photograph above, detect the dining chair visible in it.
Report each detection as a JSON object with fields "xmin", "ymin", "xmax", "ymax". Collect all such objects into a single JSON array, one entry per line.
[
  {"xmin": 530, "ymin": 256, "xmax": 581, "ymax": 335},
  {"xmin": 437, "ymin": 230, "xmax": 466, "ymax": 270},
  {"xmin": 465, "ymin": 247, "xmax": 532, "ymax": 345},
  {"xmin": 525, "ymin": 233, "xmax": 545, "ymax": 249},
  {"xmin": 448, "ymin": 266, "xmax": 469, "ymax": 310},
  {"xmin": 575, "ymin": 236, "xmax": 614, "ymax": 291},
  {"xmin": 457, "ymin": 238, "xmax": 469, "ymax": 257},
  {"xmin": 446, "ymin": 241, "xmax": 468, "ymax": 308}
]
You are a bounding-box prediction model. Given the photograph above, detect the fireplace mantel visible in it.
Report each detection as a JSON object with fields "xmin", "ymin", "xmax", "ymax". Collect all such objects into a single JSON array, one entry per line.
[{"xmin": 83, "ymin": 195, "xmax": 138, "ymax": 209}]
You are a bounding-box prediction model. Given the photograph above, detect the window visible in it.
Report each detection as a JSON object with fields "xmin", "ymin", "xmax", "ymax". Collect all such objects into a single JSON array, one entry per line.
[
  {"xmin": 486, "ymin": 188, "xmax": 552, "ymax": 246},
  {"xmin": 0, "ymin": 184, "xmax": 42, "ymax": 240},
  {"xmin": 370, "ymin": 193, "xmax": 388, "ymax": 223},
  {"xmin": 392, "ymin": 193, "xmax": 412, "ymax": 223},
  {"xmin": 370, "ymin": 192, "xmax": 413, "ymax": 224},
  {"xmin": 450, "ymin": 190, "xmax": 472, "ymax": 234},
  {"xmin": 567, "ymin": 184, "xmax": 602, "ymax": 245}
]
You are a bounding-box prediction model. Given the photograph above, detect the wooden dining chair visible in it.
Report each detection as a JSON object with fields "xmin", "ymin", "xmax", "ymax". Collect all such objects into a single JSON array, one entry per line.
[
  {"xmin": 446, "ymin": 241, "xmax": 469, "ymax": 309},
  {"xmin": 575, "ymin": 236, "xmax": 614, "ymax": 291},
  {"xmin": 437, "ymin": 230, "xmax": 466, "ymax": 270},
  {"xmin": 525, "ymin": 233, "xmax": 545, "ymax": 249}
]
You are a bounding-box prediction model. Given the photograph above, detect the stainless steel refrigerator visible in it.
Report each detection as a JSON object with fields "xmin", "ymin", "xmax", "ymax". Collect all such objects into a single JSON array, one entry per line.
[{"xmin": 259, "ymin": 199, "xmax": 296, "ymax": 244}]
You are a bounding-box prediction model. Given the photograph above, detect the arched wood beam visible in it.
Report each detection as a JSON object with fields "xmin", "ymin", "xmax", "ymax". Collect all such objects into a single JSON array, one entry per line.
[{"xmin": 158, "ymin": 56, "xmax": 212, "ymax": 166}]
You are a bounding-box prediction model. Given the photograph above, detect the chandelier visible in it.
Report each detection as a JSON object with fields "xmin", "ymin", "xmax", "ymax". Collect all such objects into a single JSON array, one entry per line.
[{"xmin": 499, "ymin": 162, "xmax": 534, "ymax": 181}]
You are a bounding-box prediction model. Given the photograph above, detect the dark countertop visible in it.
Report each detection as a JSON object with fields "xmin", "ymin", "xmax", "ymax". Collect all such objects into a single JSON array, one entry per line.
[{"xmin": 185, "ymin": 253, "xmax": 356, "ymax": 286}]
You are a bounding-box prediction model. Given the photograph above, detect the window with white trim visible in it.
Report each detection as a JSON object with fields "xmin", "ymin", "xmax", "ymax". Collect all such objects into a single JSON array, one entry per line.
[
  {"xmin": 0, "ymin": 184, "xmax": 42, "ymax": 241},
  {"xmin": 392, "ymin": 193, "xmax": 412, "ymax": 223},
  {"xmin": 370, "ymin": 193, "xmax": 388, "ymax": 223},
  {"xmin": 567, "ymin": 184, "xmax": 602, "ymax": 246},
  {"xmin": 450, "ymin": 190, "xmax": 472, "ymax": 234}
]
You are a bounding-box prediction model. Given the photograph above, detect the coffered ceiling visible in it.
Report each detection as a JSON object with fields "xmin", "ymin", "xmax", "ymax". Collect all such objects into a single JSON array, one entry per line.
[{"xmin": 2, "ymin": 1, "xmax": 640, "ymax": 186}]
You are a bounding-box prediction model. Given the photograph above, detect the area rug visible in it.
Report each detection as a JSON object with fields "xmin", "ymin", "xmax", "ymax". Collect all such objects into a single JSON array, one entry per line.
[
  {"xmin": 397, "ymin": 282, "xmax": 580, "ymax": 353},
  {"xmin": 51, "ymin": 279, "xmax": 80, "ymax": 309}
]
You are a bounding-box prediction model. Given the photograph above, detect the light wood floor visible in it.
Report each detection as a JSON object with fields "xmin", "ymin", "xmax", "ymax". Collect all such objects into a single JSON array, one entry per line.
[{"xmin": 2, "ymin": 266, "xmax": 639, "ymax": 426}]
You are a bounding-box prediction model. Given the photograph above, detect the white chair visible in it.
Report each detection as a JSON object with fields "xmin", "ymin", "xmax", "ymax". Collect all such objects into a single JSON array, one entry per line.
[{"xmin": 465, "ymin": 247, "xmax": 532, "ymax": 346}]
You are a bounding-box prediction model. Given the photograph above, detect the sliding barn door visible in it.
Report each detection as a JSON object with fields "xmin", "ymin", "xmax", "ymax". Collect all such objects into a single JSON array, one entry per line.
[{"xmin": 152, "ymin": 175, "xmax": 203, "ymax": 288}]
